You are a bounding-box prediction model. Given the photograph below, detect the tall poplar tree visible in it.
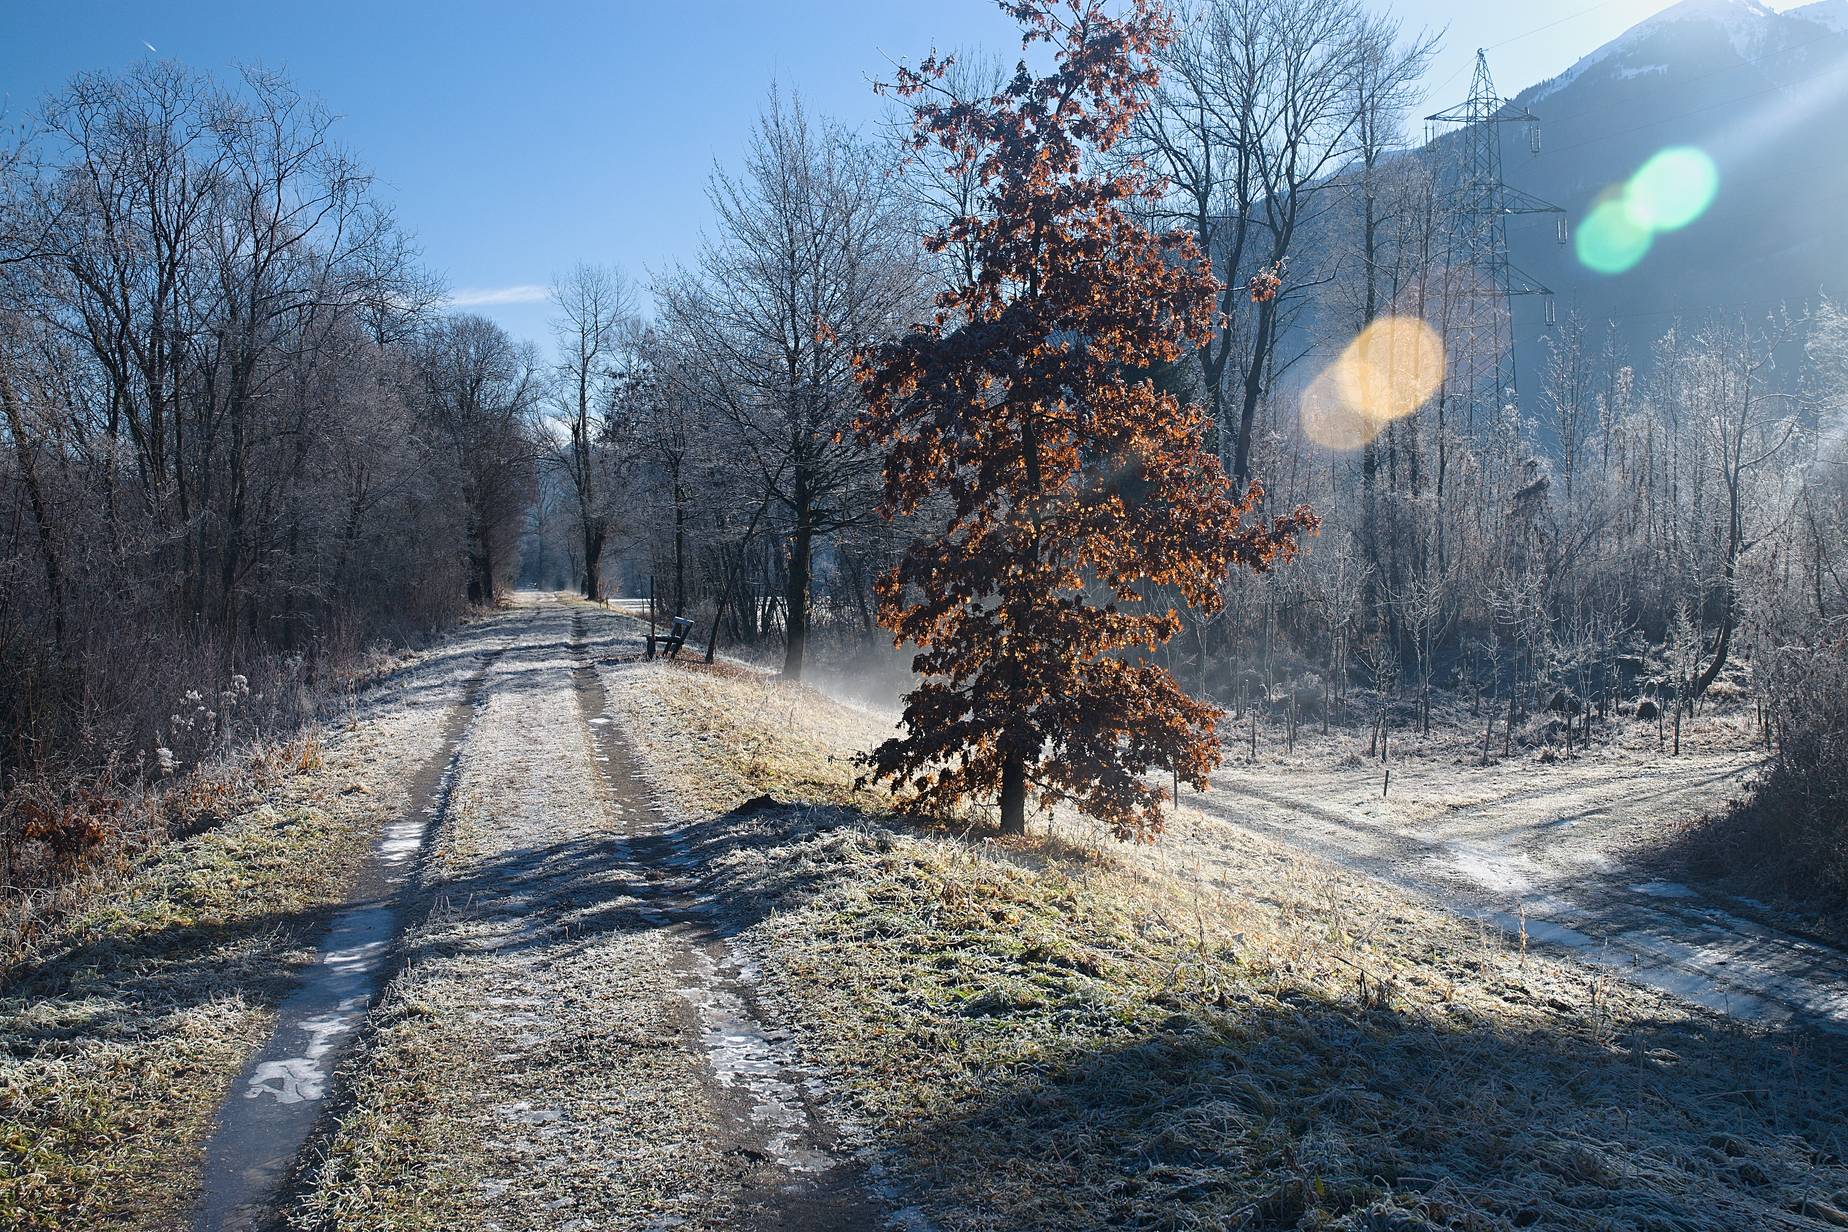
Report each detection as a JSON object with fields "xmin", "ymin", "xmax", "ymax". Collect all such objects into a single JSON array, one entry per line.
[{"xmin": 855, "ymin": 0, "xmax": 1315, "ymax": 840}]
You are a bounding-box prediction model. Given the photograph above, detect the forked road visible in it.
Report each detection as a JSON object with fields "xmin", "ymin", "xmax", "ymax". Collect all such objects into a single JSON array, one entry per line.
[
  {"xmin": 636, "ymin": 611, "xmax": 1848, "ymax": 1036},
  {"xmin": 1193, "ymin": 748, "xmax": 1848, "ymax": 1031},
  {"xmin": 199, "ymin": 596, "xmax": 1846, "ymax": 1229}
]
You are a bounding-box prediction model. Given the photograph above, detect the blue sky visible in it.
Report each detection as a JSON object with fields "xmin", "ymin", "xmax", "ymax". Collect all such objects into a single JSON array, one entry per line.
[{"xmin": 0, "ymin": 0, "xmax": 1797, "ymax": 347}]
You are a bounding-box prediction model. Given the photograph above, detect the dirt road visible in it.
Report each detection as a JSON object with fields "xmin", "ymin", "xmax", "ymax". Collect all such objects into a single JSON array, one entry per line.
[
  {"xmin": 194, "ymin": 593, "xmax": 881, "ymax": 1231},
  {"xmin": 1192, "ymin": 738, "xmax": 1848, "ymax": 1031},
  {"xmin": 152, "ymin": 591, "xmax": 1848, "ymax": 1232}
]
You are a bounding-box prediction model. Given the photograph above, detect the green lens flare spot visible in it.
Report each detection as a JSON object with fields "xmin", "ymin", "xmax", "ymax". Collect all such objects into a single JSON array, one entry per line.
[
  {"xmin": 1576, "ymin": 198, "xmax": 1654, "ymax": 275},
  {"xmin": 1623, "ymin": 146, "xmax": 1719, "ymax": 232}
]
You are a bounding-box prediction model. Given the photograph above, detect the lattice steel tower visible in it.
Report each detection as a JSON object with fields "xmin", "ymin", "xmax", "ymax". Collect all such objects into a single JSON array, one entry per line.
[{"xmin": 1426, "ymin": 49, "xmax": 1564, "ymax": 429}]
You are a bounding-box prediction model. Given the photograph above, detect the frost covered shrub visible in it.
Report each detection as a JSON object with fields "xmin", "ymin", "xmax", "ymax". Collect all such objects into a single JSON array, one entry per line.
[{"xmin": 1691, "ymin": 636, "xmax": 1848, "ymax": 915}]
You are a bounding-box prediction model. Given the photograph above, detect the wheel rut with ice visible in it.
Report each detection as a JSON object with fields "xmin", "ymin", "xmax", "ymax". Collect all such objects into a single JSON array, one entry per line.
[
  {"xmin": 194, "ymin": 627, "xmax": 513, "ymax": 1231},
  {"xmin": 572, "ymin": 605, "xmax": 885, "ymax": 1231}
]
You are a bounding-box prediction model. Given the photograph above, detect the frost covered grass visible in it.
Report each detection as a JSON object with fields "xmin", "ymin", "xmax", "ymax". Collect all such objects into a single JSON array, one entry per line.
[
  {"xmin": 0, "ymin": 751, "xmax": 372, "ymax": 1231},
  {"xmin": 0, "ymin": 622, "xmax": 503, "ymax": 1232},
  {"xmin": 604, "ymin": 654, "xmax": 894, "ymax": 822},
  {"xmin": 599, "ymin": 637, "xmax": 1848, "ymax": 1232}
]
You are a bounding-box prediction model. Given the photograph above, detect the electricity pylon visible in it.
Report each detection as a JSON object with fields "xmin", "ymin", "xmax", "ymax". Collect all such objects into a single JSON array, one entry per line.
[{"xmin": 1426, "ymin": 49, "xmax": 1565, "ymax": 430}]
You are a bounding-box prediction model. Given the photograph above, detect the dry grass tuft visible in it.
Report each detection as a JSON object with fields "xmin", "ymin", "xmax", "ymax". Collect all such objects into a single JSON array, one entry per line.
[{"xmin": 292, "ymin": 733, "xmax": 325, "ymax": 775}]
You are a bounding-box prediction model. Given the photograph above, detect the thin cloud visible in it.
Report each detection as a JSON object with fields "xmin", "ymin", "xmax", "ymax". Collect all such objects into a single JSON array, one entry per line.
[{"xmin": 444, "ymin": 284, "xmax": 549, "ymax": 307}]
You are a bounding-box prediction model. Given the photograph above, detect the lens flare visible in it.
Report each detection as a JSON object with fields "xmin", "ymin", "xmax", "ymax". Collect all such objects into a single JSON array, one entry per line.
[
  {"xmin": 1574, "ymin": 146, "xmax": 1718, "ymax": 275},
  {"xmin": 1336, "ymin": 316, "xmax": 1447, "ymax": 422},
  {"xmin": 1623, "ymin": 146, "xmax": 1719, "ymax": 232},
  {"xmin": 1301, "ymin": 368, "xmax": 1376, "ymax": 450},
  {"xmin": 1300, "ymin": 315, "xmax": 1445, "ymax": 451},
  {"xmin": 1576, "ymin": 197, "xmax": 1654, "ymax": 275}
]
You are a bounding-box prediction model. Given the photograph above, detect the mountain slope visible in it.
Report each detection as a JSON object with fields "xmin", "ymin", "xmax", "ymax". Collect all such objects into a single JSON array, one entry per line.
[{"xmin": 1478, "ymin": 0, "xmax": 1848, "ymax": 381}]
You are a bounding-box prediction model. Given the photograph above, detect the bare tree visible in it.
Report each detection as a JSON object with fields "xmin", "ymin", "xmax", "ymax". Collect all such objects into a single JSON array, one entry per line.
[
  {"xmin": 1541, "ymin": 311, "xmax": 1594, "ymax": 499},
  {"xmin": 549, "ymin": 262, "xmax": 633, "ymax": 599},
  {"xmin": 1132, "ymin": 0, "xmax": 1427, "ymax": 484},
  {"xmin": 884, "ymin": 50, "xmax": 1004, "ymax": 293},
  {"xmin": 656, "ymin": 89, "xmax": 922, "ymax": 679},
  {"xmin": 0, "ymin": 62, "xmax": 499, "ymax": 849},
  {"xmin": 1687, "ymin": 315, "xmax": 1797, "ymax": 696},
  {"xmin": 420, "ymin": 314, "xmax": 543, "ymax": 604}
]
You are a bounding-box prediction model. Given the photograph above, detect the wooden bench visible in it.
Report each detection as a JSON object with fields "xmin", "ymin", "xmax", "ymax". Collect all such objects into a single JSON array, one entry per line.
[{"xmin": 646, "ymin": 615, "xmax": 695, "ymax": 661}]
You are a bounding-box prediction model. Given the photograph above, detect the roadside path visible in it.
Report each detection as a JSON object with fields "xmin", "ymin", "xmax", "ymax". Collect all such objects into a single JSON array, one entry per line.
[{"xmin": 1194, "ymin": 751, "xmax": 1848, "ymax": 1030}]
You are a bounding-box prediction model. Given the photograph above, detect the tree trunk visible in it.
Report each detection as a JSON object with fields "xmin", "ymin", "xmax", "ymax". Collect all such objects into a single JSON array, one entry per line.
[
  {"xmin": 999, "ymin": 743, "xmax": 1027, "ymax": 836},
  {"xmin": 781, "ymin": 479, "xmax": 814, "ymax": 680},
  {"xmin": 674, "ymin": 488, "xmax": 688, "ymax": 613},
  {"xmin": 583, "ymin": 521, "xmax": 605, "ymax": 600},
  {"xmin": 1233, "ymin": 297, "xmax": 1277, "ymax": 485},
  {"xmin": 0, "ymin": 358, "xmax": 69, "ymax": 663},
  {"xmin": 1692, "ymin": 486, "xmax": 1743, "ymax": 698},
  {"xmin": 706, "ymin": 488, "xmax": 775, "ymax": 664},
  {"xmin": 705, "ymin": 578, "xmax": 732, "ymax": 666},
  {"xmin": 472, "ymin": 536, "xmax": 496, "ymax": 606},
  {"xmin": 221, "ymin": 371, "xmax": 250, "ymax": 645}
]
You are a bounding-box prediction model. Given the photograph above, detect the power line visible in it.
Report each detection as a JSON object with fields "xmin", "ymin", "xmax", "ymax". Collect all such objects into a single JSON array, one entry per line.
[
  {"xmin": 1487, "ymin": 0, "xmax": 1619, "ymax": 53},
  {"xmin": 1425, "ymin": 1, "xmax": 1621, "ymax": 99}
]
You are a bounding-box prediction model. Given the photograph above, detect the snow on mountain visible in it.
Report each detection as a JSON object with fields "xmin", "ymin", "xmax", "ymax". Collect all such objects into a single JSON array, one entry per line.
[
  {"xmin": 1650, "ymin": 0, "xmax": 1776, "ymax": 53},
  {"xmin": 1530, "ymin": 0, "xmax": 1774, "ymax": 102}
]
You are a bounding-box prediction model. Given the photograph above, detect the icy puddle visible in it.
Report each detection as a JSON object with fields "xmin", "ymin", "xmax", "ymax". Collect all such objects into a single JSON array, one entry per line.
[
  {"xmin": 1630, "ymin": 880, "xmax": 1701, "ymax": 899},
  {"xmin": 193, "ymin": 658, "xmax": 493, "ymax": 1231}
]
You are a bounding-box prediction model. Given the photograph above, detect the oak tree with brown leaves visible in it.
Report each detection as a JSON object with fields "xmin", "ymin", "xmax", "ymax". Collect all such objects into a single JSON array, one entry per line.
[{"xmin": 854, "ymin": 0, "xmax": 1316, "ymax": 840}]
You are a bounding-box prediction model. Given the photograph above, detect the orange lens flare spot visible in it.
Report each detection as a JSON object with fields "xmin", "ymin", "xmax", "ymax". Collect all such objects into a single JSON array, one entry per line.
[
  {"xmin": 1336, "ymin": 316, "xmax": 1447, "ymax": 423},
  {"xmin": 1301, "ymin": 315, "xmax": 1446, "ymax": 451},
  {"xmin": 1301, "ymin": 369, "xmax": 1379, "ymax": 450}
]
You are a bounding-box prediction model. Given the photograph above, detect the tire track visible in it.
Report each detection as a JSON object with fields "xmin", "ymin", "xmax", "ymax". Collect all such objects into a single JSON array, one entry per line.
[
  {"xmin": 194, "ymin": 627, "xmax": 512, "ymax": 1232},
  {"xmin": 1190, "ymin": 775, "xmax": 1848, "ymax": 1031},
  {"xmin": 570, "ymin": 605, "xmax": 885, "ymax": 1232}
]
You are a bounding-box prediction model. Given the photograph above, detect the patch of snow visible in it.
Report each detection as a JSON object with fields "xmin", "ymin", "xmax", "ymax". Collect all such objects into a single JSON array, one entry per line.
[{"xmin": 1649, "ymin": 0, "xmax": 1775, "ymax": 54}]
